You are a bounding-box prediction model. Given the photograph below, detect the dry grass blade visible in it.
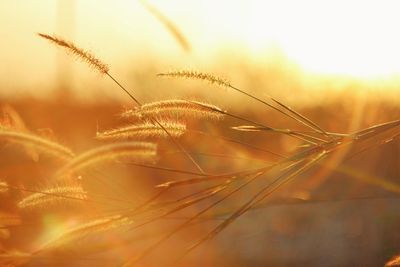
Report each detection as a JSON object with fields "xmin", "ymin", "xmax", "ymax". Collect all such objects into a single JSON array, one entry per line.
[
  {"xmin": 125, "ymin": 159, "xmax": 312, "ymax": 265},
  {"xmin": 123, "ymin": 172, "xmax": 264, "ymax": 266},
  {"xmin": 0, "ymin": 128, "xmax": 74, "ymax": 160},
  {"xmin": 156, "ymin": 165, "xmax": 275, "ymax": 188},
  {"xmin": 97, "ymin": 120, "xmax": 186, "ymax": 140},
  {"xmin": 152, "ymin": 184, "xmax": 227, "ymax": 209},
  {"xmin": 352, "ymin": 119, "xmax": 400, "ymax": 139},
  {"xmin": 183, "ymin": 152, "xmax": 325, "ymax": 258},
  {"xmin": 37, "ymin": 33, "xmax": 109, "ymax": 74},
  {"xmin": 56, "ymin": 142, "xmax": 157, "ymax": 178},
  {"xmin": 268, "ymin": 97, "xmax": 329, "ymax": 136},
  {"xmin": 18, "ymin": 185, "xmax": 87, "ymax": 210},
  {"xmin": 138, "ymin": 0, "xmax": 191, "ymax": 52},
  {"xmin": 123, "ymin": 183, "xmax": 229, "ymax": 236},
  {"xmin": 231, "ymin": 125, "xmax": 327, "ymax": 144},
  {"xmin": 231, "ymin": 125, "xmax": 272, "ymax": 132},
  {"xmin": 190, "ymin": 130, "xmax": 287, "ymax": 158},
  {"xmin": 158, "ymin": 70, "xmax": 328, "ymax": 135},
  {"xmin": 121, "ymin": 99, "xmax": 224, "ymax": 121},
  {"xmin": 124, "ymin": 162, "xmax": 207, "ymax": 176}
]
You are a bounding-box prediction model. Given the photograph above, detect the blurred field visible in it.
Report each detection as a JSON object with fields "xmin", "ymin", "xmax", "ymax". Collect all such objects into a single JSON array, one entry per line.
[{"xmin": 0, "ymin": 73, "xmax": 398, "ymax": 266}]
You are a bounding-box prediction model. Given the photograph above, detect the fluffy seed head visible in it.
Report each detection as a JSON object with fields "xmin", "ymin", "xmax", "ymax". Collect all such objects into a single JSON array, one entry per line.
[
  {"xmin": 0, "ymin": 129, "xmax": 74, "ymax": 160},
  {"xmin": 18, "ymin": 185, "xmax": 87, "ymax": 210},
  {"xmin": 37, "ymin": 33, "xmax": 109, "ymax": 74},
  {"xmin": 97, "ymin": 120, "xmax": 186, "ymax": 140},
  {"xmin": 157, "ymin": 70, "xmax": 231, "ymax": 87},
  {"xmin": 40, "ymin": 214, "xmax": 133, "ymax": 252},
  {"xmin": 121, "ymin": 99, "xmax": 224, "ymax": 121},
  {"xmin": 56, "ymin": 142, "xmax": 158, "ymax": 178}
]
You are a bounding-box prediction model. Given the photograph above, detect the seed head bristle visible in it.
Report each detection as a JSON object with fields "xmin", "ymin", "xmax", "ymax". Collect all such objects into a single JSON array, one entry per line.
[
  {"xmin": 157, "ymin": 70, "xmax": 231, "ymax": 88},
  {"xmin": 17, "ymin": 185, "xmax": 87, "ymax": 210},
  {"xmin": 97, "ymin": 120, "xmax": 186, "ymax": 140},
  {"xmin": 37, "ymin": 33, "xmax": 109, "ymax": 74},
  {"xmin": 0, "ymin": 128, "xmax": 74, "ymax": 160},
  {"xmin": 40, "ymin": 215, "xmax": 133, "ymax": 252},
  {"xmin": 121, "ymin": 99, "xmax": 224, "ymax": 121},
  {"xmin": 56, "ymin": 142, "xmax": 158, "ymax": 178}
]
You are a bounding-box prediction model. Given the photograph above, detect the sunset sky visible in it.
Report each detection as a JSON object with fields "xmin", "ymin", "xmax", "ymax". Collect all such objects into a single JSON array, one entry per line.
[{"xmin": 1, "ymin": 1, "xmax": 400, "ymax": 98}]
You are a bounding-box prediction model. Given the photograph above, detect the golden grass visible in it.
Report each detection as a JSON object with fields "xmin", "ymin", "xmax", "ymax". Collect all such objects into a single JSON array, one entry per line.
[
  {"xmin": 121, "ymin": 99, "xmax": 224, "ymax": 121},
  {"xmin": 37, "ymin": 33, "xmax": 109, "ymax": 74},
  {"xmin": 56, "ymin": 141, "xmax": 158, "ymax": 178},
  {"xmin": 0, "ymin": 28, "xmax": 398, "ymax": 267},
  {"xmin": 17, "ymin": 185, "xmax": 87, "ymax": 210},
  {"xmin": 96, "ymin": 120, "xmax": 186, "ymax": 141},
  {"xmin": 0, "ymin": 128, "xmax": 74, "ymax": 160},
  {"xmin": 138, "ymin": 0, "xmax": 191, "ymax": 52},
  {"xmin": 158, "ymin": 70, "xmax": 231, "ymax": 87},
  {"xmin": 38, "ymin": 214, "xmax": 133, "ymax": 253}
]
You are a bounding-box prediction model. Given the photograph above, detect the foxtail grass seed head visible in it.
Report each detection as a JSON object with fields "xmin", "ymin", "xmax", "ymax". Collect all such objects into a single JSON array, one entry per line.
[
  {"xmin": 157, "ymin": 70, "xmax": 231, "ymax": 88},
  {"xmin": 37, "ymin": 33, "xmax": 109, "ymax": 74},
  {"xmin": 56, "ymin": 142, "xmax": 158, "ymax": 178},
  {"xmin": 18, "ymin": 185, "xmax": 87, "ymax": 210},
  {"xmin": 97, "ymin": 120, "xmax": 186, "ymax": 140},
  {"xmin": 40, "ymin": 215, "xmax": 133, "ymax": 252},
  {"xmin": 0, "ymin": 129, "xmax": 74, "ymax": 160},
  {"xmin": 121, "ymin": 99, "xmax": 224, "ymax": 121}
]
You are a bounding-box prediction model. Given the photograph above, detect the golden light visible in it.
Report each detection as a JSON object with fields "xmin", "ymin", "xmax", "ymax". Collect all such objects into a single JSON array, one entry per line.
[
  {"xmin": 1, "ymin": 2, "xmax": 400, "ymax": 267},
  {"xmin": 63, "ymin": 0, "xmax": 400, "ymax": 80},
  {"xmin": 188, "ymin": 0, "xmax": 400, "ymax": 78},
  {"xmin": 2, "ymin": 0, "xmax": 400, "ymax": 96}
]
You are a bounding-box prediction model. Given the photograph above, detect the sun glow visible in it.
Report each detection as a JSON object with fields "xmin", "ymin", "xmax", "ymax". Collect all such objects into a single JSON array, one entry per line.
[
  {"xmin": 129, "ymin": 0, "xmax": 400, "ymax": 78},
  {"xmin": 222, "ymin": 1, "xmax": 400, "ymax": 78},
  {"xmin": 1, "ymin": 0, "xmax": 400, "ymax": 97}
]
